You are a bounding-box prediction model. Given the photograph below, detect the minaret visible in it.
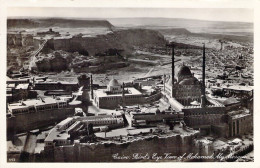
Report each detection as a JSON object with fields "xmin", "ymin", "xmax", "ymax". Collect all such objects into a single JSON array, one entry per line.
[
  {"xmin": 163, "ymin": 74, "xmax": 166, "ymax": 92},
  {"xmin": 122, "ymin": 82, "xmax": 125, "ymax": 106},
  {"xmin": 201, "ymin": 44, "xmax": 206, "ymax": 108},
  {"xmin": 171, "ymin": 44, "xmax": 175, "ymax": 98},
  {"xmin": 90, "ymin": 74, "xmax": 93, "ymax": 99}
]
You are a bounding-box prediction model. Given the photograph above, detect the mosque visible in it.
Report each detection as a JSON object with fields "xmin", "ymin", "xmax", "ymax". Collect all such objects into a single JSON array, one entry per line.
[
  {"xmin": 164, "ymin": 64, "xmax": 202, "ymax": 106},
  {"xmin": 92, "ymin": 78, "xmax": 143, "ymax": 109},
  {"xmin": 162, "ymin": 44, "xmax": 227, "ymax": 136}
]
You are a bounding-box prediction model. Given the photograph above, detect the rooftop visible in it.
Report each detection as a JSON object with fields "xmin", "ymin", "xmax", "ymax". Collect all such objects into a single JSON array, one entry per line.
[
  {"xmin": 7, "ymin": 76, "xmax": 29, "ymax": 82},
  {"xmin": 45, "ymin": 127, "xmax": 70, "ymax": 142},
  {"xmin": 211, "ymin": 85, "xmax": 253, "ymax": 92},
  {"xmin": 229, "ymin": 111, "xmax": 251, "ymax": 120},
  {"xmin": 78, "ymin": 115, "xmax": 123, "ymax": 121},
  {"xmin": 35, "ymin": 80, "xmax": 78, "ymax": 85},
  {"xmin": 16, "ymin": 84, "xmax": 29, "ymax": 90},
  {"xmin": 8, "ymin": 97, "xmax": 66, "ymax": 111},
  {"xmin": 223, "ymin": 97, "xmax": 240, "ymax": 106},
  {"xmin": 57, "ymin": 117, "xmax": 74, "ymax": 128},
  {"xmin": 95, "ymin": 87, "xmax": 142, "ymax": 98},
  {"xmin": 7, "ymin": 84, "xmax": 15, "ymax": 88}
]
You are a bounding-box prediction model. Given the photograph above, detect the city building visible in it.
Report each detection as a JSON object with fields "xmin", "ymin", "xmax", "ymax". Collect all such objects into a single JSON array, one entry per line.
[
  {"xmin": 44, "ymin": 117, "xmax": 74, "ymax": 147},
  {"xmin": 211, "ymin": 85, "xmax": 253, "ymax": 98},
  {"xmin": 6, "ymin": 83, "xmax": 16, "ymax": 103},
  {"xmin": 37, "ymin": 28, "xmax": 60, "ymax": 36},
  {"xmin": 12, "ymin": 83, "xmax": 37, "ymax": 102},
  {"xmin": 133, "ymin": 77, "xmax": 157, "ymax": 86},
  {"xmin": 222, "ymin": 97, "xmax": 241, "ymax": 111},
  {"xmin": 131, "ymin": 110, "xmax": 184, "ymax": 127},
  {"xmin": 7, "ymin": 76, "xmax": 30, "ymax": 86},
  {"xmin": 34, "ymin": 81, "xmax": 79, "ymax": 91},
  {"xmin": 8, "ymin": 97, "xmax": 68, "ymax": 115},
  {"xmin": 44, "ymin": 114, "xmax": 124, "ymax": 147},
  {"xmin": 228, "ymin": 109, "xmax": 253, "ymax": 137},
  {"xmin": 77, "ymin": 115, "xmax": 124, "ymax": 127},
  {"xmin": 93, "ymin": 79, "xmax": 143, "ymax": 109}
]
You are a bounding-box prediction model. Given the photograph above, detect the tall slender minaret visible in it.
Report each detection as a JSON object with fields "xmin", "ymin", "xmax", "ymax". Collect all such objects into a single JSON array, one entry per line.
[
  {"xmin": 201, "ymin": 44, "xmax": 206, "ymax": 107},
  {"xmin": 171, "ymin": 44, "xmax": 175, "ymax": 98},
  {"xmin": 122, "ymin": 82, "xmax": 125, "ymax": 106},
  {"xmin": 163, "ymin": 74, "xmax": 166, "ymax": 92},
  {"xmin": 90, "ymin": 74, "xmax": 93, "ymax": 99}
]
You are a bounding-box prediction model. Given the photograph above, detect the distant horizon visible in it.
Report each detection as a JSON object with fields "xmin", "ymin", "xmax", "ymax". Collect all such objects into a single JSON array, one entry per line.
[
  {"xmin": 7, "ymin": 7, "xmax": 254, "ymax": 23},
  {"xmin": 7, "ymin": 16, "xmax": 253, "ymax": 24}
]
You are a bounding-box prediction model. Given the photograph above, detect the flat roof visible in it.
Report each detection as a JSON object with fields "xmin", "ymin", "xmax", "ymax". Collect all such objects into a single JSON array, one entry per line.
[
  {"xmin": 211, "ymin": 85, "xmax": 253, "ymax": 92},
  {"xmin": 16, "ymin": 84, "xmax": 29, "ymax": 89},
  {"xmin": 7, "ymin": 77, "xmax": 29, "ymax": 82},
  {"xmin": 228, "ymin": 108, "xmax": 251, "ymax": 119},
  {"xmin": 8, "ymin": 97, "xmax": 66, "ymax": 110},
  {"xmin": 78, "ymin": 115, "xmax": 123, "ymax": 121},
  {"xmin": 57, "ymin": 117, "xmax": 74, "ymax": 127},
  {"xmin": 35, "ymin": 81, "xmax": 78, "ymax": 85},
  {"xmin": 45, "ymin": 127, "xmax": 70, "ymax": 142},
  {"xmin": 230, "ymin": 112, "xmax": 251, "ymax": 120},
  {"xmin": 142, "ymin": 86, "xmax": 154, "ymax": 90},
  {"xmin": 94, "ymin": 87, "xmax": 142, "ymax": 98},
  {"xmin": 7, "ymin": 84, "xmax": 15, "ymax": 88}
]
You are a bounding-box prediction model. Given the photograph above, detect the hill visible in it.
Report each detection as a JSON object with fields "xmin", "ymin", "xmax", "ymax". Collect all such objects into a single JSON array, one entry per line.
[
  {"xmin": 7, "ymin": 18, "xmax": 114, "ymax": 29},
  {"xmin": 108, "ymin": 17, "xmax": 253, "ymax": 35}
]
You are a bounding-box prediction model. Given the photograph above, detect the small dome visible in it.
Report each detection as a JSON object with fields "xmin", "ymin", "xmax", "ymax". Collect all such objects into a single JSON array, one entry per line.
[
  {"xmin": 179, "ymin": 77, "xmax": 199, "ymax": 85},
  {"xmin": 177, "ymin": 66, "xmax": 192, "ymax": 78},
  {"xmin": 108, "ymin": 79, "xmax": 120, "ymax": 86}
]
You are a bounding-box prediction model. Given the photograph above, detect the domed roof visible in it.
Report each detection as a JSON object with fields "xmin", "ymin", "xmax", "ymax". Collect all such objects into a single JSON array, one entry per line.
[
  {"xmin": 177, "ymin": 65, "xmax": 192, "ymax": 78},
  {"xmin": 179, "ymin": 77, "xmax": 199, "ymax": 85},
  {"xmin": 108, "ymin": 79, "xmax": 120, "ymax": 86}
]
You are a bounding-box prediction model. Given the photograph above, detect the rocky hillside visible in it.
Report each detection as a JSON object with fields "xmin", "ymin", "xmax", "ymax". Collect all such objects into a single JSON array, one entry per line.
[
  {"xmin": 157, "ymin": 28, "xmax": 192, "ymax": 35},
  {"xmin": 7, "ymin": 18, "xmax": 114, "ymax": 29},
  {"xmin": 49, "ymin": 28, "xmax": 167, "ymax": 56},
  {"xmin": 34, "ymin": 50, "xmax": 129, "ymax": 73}
]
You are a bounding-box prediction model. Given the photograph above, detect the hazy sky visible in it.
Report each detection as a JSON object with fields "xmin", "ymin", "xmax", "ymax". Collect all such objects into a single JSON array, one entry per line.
[{"xmin": 8, "ymin": 7, "xmax": 253, "ymax": 22}]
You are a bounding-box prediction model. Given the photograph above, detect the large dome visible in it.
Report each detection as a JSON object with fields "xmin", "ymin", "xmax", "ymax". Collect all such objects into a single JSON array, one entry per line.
[
  {"xmin": 179, "ymin": 77, "xmax": 200, "ymax": 85},
  {"xmin": 177, "ymin": 66, "xmax": 192, "ymax": 78},
  {"xmin": 108, "ymin": 79, "xmax": 120, "ymax": 86}
]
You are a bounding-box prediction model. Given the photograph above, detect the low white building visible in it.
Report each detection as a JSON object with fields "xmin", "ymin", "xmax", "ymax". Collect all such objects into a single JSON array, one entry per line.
[
  {"xmin": 44, "ymin": 117, "xmax": 74, "ymax": 147},
  {"xmin": 93, "ymin": 79, "xmax": 143, "ymax": 109},
  {"xmin": 8, "ymin": 97, "xmax": 68, "ymax": 115}
]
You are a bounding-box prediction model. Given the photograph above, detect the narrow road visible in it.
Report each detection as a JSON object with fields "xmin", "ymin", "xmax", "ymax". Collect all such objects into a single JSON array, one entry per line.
[
  {"xmin": 29, "ymin": 39, "xmax": 48, "ymax": 70},
  {"xmin": 22, "ymin": 133, "xmax": 37, "ymax": 154}
]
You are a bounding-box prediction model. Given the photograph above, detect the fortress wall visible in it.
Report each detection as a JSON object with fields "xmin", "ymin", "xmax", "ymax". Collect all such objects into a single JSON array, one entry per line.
[
  {"xmin": 53, "ymin": 134, "xmax": 198, "ymax": 162},
  {"xmin": 184, "ymin": 114, "xmax": 225, "ymax": 127},
  {"xmin": 7, "ymin": 108, "xmax": 74, "ymax": 134}
]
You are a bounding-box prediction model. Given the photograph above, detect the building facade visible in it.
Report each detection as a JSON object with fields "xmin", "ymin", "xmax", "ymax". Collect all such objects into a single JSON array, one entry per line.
[
  {"xmin": 93, "ymin": 79, "xmax": 143, "ymax": 109},
  {"xmin": 228, "ymin": 111, "xmax": 253, "ymax": 137},
  {"xmin": 8, "ymin": 97, "xmax": 68, "ymax": 115},
  {"xmin": 165, "ymin": 65, "xmax": 202, "ymax": 106}
]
